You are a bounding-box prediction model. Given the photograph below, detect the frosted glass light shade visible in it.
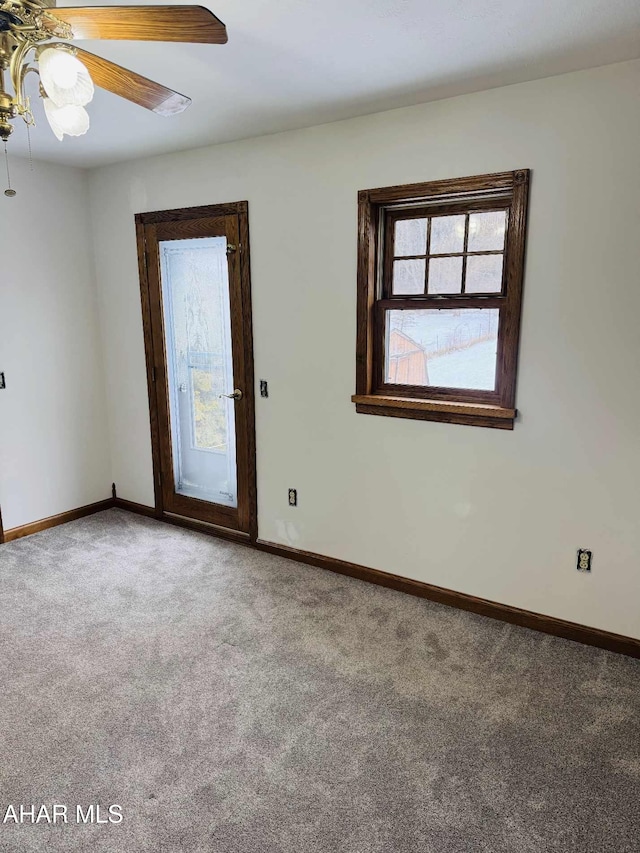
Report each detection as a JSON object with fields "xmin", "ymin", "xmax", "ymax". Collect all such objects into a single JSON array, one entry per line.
[
  {"xmin": 44, "ymin": 99, "xmax": 90, "ymax": 141},
  {"xmin": 39, "ymin": 48, "xmax": 94, "ymax": 107}
]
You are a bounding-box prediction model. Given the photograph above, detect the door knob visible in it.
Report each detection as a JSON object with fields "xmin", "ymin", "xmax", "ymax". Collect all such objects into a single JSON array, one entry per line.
[{"xmin": 220, "ymin": 389, "xmax": 243, "ymax": 401}]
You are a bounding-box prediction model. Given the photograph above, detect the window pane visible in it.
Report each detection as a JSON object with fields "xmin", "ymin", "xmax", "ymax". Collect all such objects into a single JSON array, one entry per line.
[
  {"xmin": 428, "ymin": 256, "xmax": 463, "ymax": 294},
  {"xmin": 394, "ymin": 218, "xmax": 427, "ymax": 256},
  {"xmin": 465, "ymin": 254, "xmax": 504, "ymax": 293},
  {"xmin": 468, "ymin": 210, "xmax": 506, "ymax": 252},
  {"xmin": 386, "ymin": 309, "xmax": 499, "ymax": 390},
  {"xmin": 393, "ymin": 259, "xmax": 425, "ymax": 295},
  {"xmin": 430, "ymin": 215, "xmax": 465, "ymax": 254}
]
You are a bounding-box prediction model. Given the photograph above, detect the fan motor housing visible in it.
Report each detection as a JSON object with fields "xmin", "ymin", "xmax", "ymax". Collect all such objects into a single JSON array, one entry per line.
[
  {"xmin": 0, "ymin": 0, "xmax": 57, "ymax": 31},
  {"xmin": 0, "ymin": 11, "xmax": 23, "ymax": 31}
]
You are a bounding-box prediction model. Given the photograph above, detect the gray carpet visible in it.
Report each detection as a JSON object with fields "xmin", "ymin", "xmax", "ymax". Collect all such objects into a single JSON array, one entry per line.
[{"xmin": 0, "ymin": 510, "xmax": 639, "ymax": 852}]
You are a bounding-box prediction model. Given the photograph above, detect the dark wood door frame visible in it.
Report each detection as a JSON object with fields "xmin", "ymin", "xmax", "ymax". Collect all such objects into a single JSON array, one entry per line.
[{"xmin": 135, "ymin": 201, "xmax": 258, "ymax": 542}]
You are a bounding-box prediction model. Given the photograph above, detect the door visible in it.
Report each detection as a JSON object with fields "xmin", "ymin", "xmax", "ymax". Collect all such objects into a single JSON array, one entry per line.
[{"xmin": 136, "ymin": 203, "xmax": 256, "ymax": 538}]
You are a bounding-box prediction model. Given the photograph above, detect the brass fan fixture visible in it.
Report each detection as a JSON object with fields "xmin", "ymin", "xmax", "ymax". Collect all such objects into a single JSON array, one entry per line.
[{"xmin": 0, "ymin": 0, "xmax": 227, "ymax": 146}]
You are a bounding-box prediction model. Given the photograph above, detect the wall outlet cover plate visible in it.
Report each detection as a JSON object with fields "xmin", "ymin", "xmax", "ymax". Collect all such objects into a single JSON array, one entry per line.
[{"xmin": 577, "ymin": 549, "xmax": 592, "ymax": 572}]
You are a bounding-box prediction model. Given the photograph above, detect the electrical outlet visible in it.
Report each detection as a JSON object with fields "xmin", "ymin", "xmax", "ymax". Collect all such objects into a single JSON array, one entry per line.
[
  {"xmin": 577, "ymin": 549, "xmax": 592, "ymax": 572},
  {"xmin": 260, "ymin": 380, "xmax": 268, "ymax": 398},
  {"xmin": 288, "ymin": 488, "xmax": 297, "ymax": 507},
  {"xmin": 0, "ymin": 372, "xmax": 5, "ymax": 390}
]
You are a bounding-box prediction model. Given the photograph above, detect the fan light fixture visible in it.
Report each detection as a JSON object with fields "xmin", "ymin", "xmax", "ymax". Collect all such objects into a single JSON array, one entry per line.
[
  {"xmin": 39, "ymin": 46, "xmax": 94, "ymax": 108},
  {"xmin": 0, "ymin": 0, "xmax": 228, "ymax": 192},
  {"xmin": 38, "ymin": 45, "xmax": 93, "ymax": 140},
  {"xmin": 43, "ymin": 97, "xmax": 90, "ymax": 140}
]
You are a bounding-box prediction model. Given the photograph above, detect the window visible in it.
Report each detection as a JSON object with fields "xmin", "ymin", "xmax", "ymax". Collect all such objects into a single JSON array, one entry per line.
[{"xmin": 354, "ymin": 170, "xmax": 530, "ymax": 429}]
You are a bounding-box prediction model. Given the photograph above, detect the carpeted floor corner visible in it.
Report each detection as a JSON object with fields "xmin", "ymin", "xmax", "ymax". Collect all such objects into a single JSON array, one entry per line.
[{"xmin": 0, "ymin": 508, "xmax": 639, "ymax": 851}]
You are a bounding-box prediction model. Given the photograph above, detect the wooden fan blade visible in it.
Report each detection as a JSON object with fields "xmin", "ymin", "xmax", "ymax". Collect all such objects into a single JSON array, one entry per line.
[
  {"xmin": 75, "ymin": 48, "xmax": 191, "ymax": 116},
  {"xmin": 47, "ymin": 6, "xmax": 227, "ymax": 44}
]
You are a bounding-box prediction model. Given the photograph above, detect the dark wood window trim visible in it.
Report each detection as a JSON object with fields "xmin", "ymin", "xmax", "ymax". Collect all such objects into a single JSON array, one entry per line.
[{"xmin": 354, "ymin": 170, "xmax": 530, "ymax": 429}]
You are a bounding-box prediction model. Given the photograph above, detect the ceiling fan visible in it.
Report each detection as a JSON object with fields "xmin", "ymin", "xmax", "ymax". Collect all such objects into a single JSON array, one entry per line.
[{"xmin": 0, "ymin": 1, "xmax": 227, "ymax": 159}]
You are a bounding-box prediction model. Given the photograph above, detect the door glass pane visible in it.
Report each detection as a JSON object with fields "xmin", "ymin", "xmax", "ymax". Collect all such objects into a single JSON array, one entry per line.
[
  {"xmin": 160, "ymin": 237, "xmax": 237, "ymax": 507},
  {"xmin": 385, "ymin": 309, "xmax": 499, "ymax": 390}
]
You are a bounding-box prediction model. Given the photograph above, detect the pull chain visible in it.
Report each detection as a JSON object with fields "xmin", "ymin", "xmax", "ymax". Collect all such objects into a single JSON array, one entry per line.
[
  {"xmin": 3, "ymin": 142, "xmax": 16, "ymax": 198},
  {"xmin": 26, "ymin": 121, "xmax": 33, "ymax": 173}
]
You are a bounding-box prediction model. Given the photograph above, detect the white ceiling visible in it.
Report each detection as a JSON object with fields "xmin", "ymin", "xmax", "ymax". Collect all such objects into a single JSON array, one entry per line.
[{"xmin": 9, "ymin": 0, "xmax": 640, "ymax": 167}]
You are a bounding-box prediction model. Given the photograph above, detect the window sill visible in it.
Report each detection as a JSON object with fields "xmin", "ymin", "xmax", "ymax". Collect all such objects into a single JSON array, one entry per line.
[{"xmin": 351, "ymin": 395, "xmax": 516, "ymax": 430}]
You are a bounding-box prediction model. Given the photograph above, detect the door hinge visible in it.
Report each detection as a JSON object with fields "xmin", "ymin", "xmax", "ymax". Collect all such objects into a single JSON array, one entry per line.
[{"xmin": 151, "ymin": 366, "xmax": 156, "ymax": 383}]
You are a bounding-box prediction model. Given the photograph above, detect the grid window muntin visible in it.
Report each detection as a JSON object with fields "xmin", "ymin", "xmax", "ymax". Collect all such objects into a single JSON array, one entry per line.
[{"xmin": 383, "ymin": 198, "xmax": 511, "ymax": 300}]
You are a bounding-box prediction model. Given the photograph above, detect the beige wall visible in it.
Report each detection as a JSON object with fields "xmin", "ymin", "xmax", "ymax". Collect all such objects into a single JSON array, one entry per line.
[
  {"xmin": 0, "ymin": 157, "xmax": 111, "ymax": 529},
  {"xmin": 89, "ymin": 60, "xmax": 640, "ymax": 638}
]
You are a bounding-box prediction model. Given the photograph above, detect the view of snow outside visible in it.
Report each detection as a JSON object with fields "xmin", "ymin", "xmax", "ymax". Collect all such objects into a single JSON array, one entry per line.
[{"xmin": 387, "ymin": 309, "xmax": 499, "ymax": 390}]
